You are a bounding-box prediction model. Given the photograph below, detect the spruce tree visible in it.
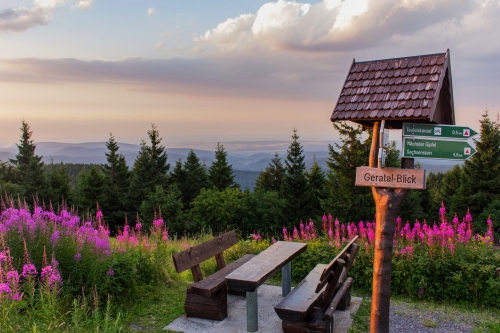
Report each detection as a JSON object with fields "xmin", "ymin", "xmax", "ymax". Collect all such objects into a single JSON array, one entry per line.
[
  {"xmin": 255, "ymin": 153, "xmax": 285, "ymax": 196},
  {"xmin": 75, "ymin": 165, "xmax": 107, "ymax": 213},
  {"xmin": 128, "ymin": 125, "xmax": 170, "ymax": 212},
  {"xmin": 9, "ymin": 120, "xmax": 50, "ymax": 201},
  {"xmin": 456, "ymin": 111, "xmax": 500, "ymax": 221},
  {"xmin": 171, "ymin": 158, "xmax": 188, "ymax": 206},
  {"xmin": 208, "ymin": 143, "xmax": 237, "ymax": 191},
  {"xmin": 183, "ymin": 150, "xmax": 208, "ymax": 206},
  {"xmin": 47, "ymin": 162, "xmax": 72, "ymax": 205},
  {"xmin": 101, "ymin": 134, "xmax": 130, "ymax": 229},
  {"xmin": 321, "ymin": 122, "xmax": 373, "ymax": 222},
  {"xmin": 281, "ymin": 128, "xmax": 314, "ymax": 224},
  {"xmin": 306, "ymin": 157, "xmax": 326, "ymax": 217}
]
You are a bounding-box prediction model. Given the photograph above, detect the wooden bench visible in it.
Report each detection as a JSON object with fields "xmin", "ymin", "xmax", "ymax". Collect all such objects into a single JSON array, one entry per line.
[
  {"xmin": 274, "ymin": 236, "xmax": 359, "ymax": 333},
  {"xmin": 172, "ymin": 230, "xmax": 255, "ymax": 321}
]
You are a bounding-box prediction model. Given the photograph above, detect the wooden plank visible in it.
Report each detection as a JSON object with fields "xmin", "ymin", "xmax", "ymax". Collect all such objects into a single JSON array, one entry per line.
[
  {"xmin": 215, "ymin": 252, "xmax": 226, "ymax": 270},
  {"xmin": 225, "ymin": 241, "xmax": 307, "ymax": 292},
  {"xmin": 172, "ymin": 230, "xmax": 238, "ymax": 273},
  {"xmin": 321, "ymin": 259, "xmax": 345, "ymax": 308},
  {"xmin": 274, "ymin": 264, "xmax": 327, "ymax": 322},
  {"xmin": 190, "ymin": 254, "xmax": 255, "ymax": 298},
  {"xmin": 185, "ymin": 283, "xmax": 228, "ymax": 321},
  {"xmin": 323, "ymin": 277, "xmax": 353, "ymax": 321},
  {"xmin": 355, "ymin": 166, "xmax": 426, "ymax": 189},
  {"xmin": 191, "ymin": 264, "xmax": 203, "ymax": 282},
  {"xmin": 282, "ymin": 308, "xmax": 332, "ymax": 333},
  {"xmin": 338, "ymin": 243, "xmax": 359, "ymax": 285},
  {"xmin": 319, "ymin": 236, "xmax": 359, "ymax": 282}
]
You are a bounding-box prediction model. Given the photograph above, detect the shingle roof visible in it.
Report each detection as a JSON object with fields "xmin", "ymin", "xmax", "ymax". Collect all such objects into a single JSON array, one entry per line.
[{"xmin": 331, "ymin": 50, "xmax": 455, "ymax": 129}]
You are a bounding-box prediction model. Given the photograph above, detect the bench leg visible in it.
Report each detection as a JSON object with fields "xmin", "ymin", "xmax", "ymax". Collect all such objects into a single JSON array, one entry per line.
[
  {"xmin": 282, "ymin": 261, "xmax": 291, "ymax": 297},
  {"xmin": 246, "ymin": 290, "xmax": 258, "ymax": 332}
]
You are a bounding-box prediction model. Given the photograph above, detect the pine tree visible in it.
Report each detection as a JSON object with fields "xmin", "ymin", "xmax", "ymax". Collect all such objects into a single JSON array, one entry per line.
[
  {"xmin": 47, "ymin": 162, "xmax": 72, "ymax": 205},
  {"xmin": 101, "ymin": 134, "xmax": 130, "ymax": 229},
  {"xmin": 9, "ymin": 120, "xmax": 50, "ymax": 201},
  {"xmin": 75, "ymin": 165, "xmax": 107, "ymax": 213},
  {"xmin": 456, "ymin": 111, "xmax": 500, "ymax": 221},
  {"xmin": 439, "ymin": 165, "xmax": 462, "ymax": 215},
  {"xmin": 306, "ymin": 157, "xmax": 326, "ymax": 217},
  {"xmin": 255, "ymin": 153, "xmax": 285, "ymax": 196},
  {"xmin": 281, "ymin": 128, "xmax": 314, "ymax": 224},
  {"xmin": 128, "ymin": 125, "xmax": 170, "ymax": 212},
  {"xmin": 208, "ymin": 143, "xmax": 237, "ymax": 191},
  {"xmin": 321, "ymin": 122, "xmax": 373, "ymax": 222},
  {"xmin": 183, "ymin": 150, "xmax": 208, "ymax": 206}
]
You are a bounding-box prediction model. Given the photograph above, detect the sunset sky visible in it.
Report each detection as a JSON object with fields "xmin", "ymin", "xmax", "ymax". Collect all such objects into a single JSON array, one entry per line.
[{"xmin": 1, "ymin": 0, "xmax": 499, "ymax": 147}]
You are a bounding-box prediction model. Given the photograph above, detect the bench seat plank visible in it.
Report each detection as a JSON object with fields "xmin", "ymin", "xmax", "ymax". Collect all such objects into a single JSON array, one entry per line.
[
  {"xmin": 274, "ymin": 264, "xmax": 327, "ymax": 322},
  {"xmin": 189, "ymin": 254, "xmax": 256, "ymax": 298},
  {"xmin": 226, "ymin": 241, "xmax": 308, "ymax": 293}
]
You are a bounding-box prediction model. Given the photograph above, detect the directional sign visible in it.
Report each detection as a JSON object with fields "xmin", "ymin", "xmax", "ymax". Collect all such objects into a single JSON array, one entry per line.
[
  {"xmin": 403, "ymin": 123, "xmax": 478, "ymax": 139},
  {"xmin": 403, "ymin": 137, "xmax": 476, "ymax": 160}
]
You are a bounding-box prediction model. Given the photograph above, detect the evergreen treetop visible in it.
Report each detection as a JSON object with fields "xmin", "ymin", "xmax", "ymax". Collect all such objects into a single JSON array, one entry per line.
[
  {"xmin": 456, "ymin": 111, "xmax": 500, "ymax": 218},
  {"xmin": 208, "ymin": 143, "xmax": 237, "ymax": 191},
  {"xmin": 255, "ymin": 153, "xmax": 285, "ymax": 195},
  {"xmin": 281, "ymin": 128, "xmax": 314, "ymax": 224}
]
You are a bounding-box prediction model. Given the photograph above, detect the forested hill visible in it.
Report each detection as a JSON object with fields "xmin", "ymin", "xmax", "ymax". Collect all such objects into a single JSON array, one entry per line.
[{"xmin": 0, "ymin": 141, "xmax": 332, "ymax": 172}]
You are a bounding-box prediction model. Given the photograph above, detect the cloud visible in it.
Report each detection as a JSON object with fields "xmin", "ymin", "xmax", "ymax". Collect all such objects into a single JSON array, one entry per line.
[
  {"xmin": 154, "ymin": 42, "xmax": 165, "ymax": 50},
  {"xmin": 195, "ymin": 0, "xmax": 491, "ymax": 53},
  {"xmin": 147, "ymin": 8, "xmax": 157, "ymax": 16},
  {"xmin": 0, "ymin": 0, "xmax": 95, "ymax": 32},
  {"xmin": 0, "ymin": 55, "xmax": 342, "ymax": 101}
]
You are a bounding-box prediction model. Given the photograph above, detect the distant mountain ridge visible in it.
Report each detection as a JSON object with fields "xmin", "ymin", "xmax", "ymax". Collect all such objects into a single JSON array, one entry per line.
[{"xmin": 0, "ymin": 140, "xmax": 460, "ymax": 175}]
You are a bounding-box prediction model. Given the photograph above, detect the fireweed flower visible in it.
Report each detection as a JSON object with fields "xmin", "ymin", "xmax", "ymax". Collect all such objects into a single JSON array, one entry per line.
[
  {"xmin": 0, "ymin": 283, "xmax": 12, "ymax": 295},
  {"xmin": 22, "ymin": 263, "xmax": 37, "ymax": 278},
  {"xmin": 74, "ymin": 253, "xmax": 82, "ymax": 261},
  {"xmin": 135, "ymin": 222, "xmax": 142, "ymax": 231},
  {"xmin": 7, "ymin": 270, "xmax": 20, "ymax": 284},
  {"xmin": 107, "ymin": 269, "xmax": 114, "ymax": 276},
  {"xmin": 0, "ymin": 250, "xmax": 9, "ymax": 263},
  {"xmin": 50, "ymin": 230, "xmax": 60, "ymax": 245}
]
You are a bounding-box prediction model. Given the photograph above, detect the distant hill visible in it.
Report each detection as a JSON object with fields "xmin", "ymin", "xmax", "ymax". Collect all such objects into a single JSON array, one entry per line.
[{"xmin": 0, "ymin": 140, "xmax": 460, "ymax": 181}]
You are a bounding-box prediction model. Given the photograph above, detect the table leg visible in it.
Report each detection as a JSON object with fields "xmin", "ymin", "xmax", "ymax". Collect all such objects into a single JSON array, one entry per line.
[
  {"xmin": 246, "ymin": 290, "xmax": 258, "ymax": 332},
  {"xmin": 282, "ymin": 261, "xmax": 291, "ymax": 296}
]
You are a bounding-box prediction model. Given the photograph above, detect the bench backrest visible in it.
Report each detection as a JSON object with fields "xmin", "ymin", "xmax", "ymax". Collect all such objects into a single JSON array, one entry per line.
[
  {"xmin": 316, "ymin": 236, "xmax": 359, "ymax": 309},
  {"xmin": 172, "ymin": 230, "xmax": 238, "ymax": 282}
]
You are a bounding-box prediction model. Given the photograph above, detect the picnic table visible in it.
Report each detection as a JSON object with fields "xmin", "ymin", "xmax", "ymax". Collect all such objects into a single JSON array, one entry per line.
[{"xmin": 225, "ymin": 241, "xmax": 307, "ymax": 332}]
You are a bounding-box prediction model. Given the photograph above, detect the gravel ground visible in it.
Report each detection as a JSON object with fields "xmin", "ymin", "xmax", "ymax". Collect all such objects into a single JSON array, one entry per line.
[{"xmin": 389, "ymin": 301, "xmax": 476, "ymax": 333}]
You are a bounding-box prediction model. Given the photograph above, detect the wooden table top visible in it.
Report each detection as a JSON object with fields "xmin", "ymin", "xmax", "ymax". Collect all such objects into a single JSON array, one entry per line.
[{"xmin": 225, "ymin": 241, "xmax": 307, "ymax": 292}]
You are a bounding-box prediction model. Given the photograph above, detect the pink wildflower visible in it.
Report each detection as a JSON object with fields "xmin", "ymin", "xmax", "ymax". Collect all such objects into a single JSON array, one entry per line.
[{"xmin": 22, "ymin": 263, "xmax": 37, "ymax": 278}]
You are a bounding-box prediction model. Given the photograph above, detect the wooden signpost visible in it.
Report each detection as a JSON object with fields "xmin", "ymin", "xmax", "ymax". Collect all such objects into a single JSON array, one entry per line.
[{"xmin": 330, "ymin": 51, "xmax": 458, "ymax": 333}]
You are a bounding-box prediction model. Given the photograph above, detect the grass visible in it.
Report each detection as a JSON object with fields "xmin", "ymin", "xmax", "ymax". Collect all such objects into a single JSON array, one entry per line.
[
  {"xmin": 348, "ymin": 297, "xmax": 371, "ymax": 333},
  {"xmin": 121, "ymin": 281, "xmax": 188, "ymax": 333}
]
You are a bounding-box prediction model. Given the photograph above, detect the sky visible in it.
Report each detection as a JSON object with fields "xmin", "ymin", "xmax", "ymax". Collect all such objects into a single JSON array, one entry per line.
[{"xmin": 1, "ymin": 0, "xmax": 499, "ymax": 147}]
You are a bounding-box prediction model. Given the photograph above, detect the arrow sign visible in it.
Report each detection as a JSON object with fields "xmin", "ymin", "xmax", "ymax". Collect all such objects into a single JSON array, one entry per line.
[
  {"xmin": 403, "ymin": 137, "xmax": 476, "ymax": 160},
  {"xmin": 403, "ymin": 123, "xmax": 478, "ymax": 139}
]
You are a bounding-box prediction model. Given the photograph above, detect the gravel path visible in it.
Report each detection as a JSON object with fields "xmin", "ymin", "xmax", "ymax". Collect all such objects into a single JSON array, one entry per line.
[{"xmin": 389, "ymin": 301, "xmax": 475, "ymax": 333}]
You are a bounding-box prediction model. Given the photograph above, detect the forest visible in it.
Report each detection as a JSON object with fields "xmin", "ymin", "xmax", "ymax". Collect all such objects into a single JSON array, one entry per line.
[{"xmin": 1, "ymin": 112, "xmax": 499, "ymax": 238}]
